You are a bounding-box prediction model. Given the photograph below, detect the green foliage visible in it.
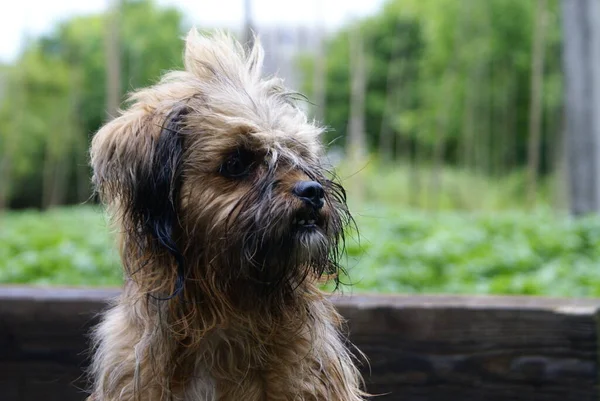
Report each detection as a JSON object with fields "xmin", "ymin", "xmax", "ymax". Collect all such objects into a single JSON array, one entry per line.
[
  {"xmin": 336, "ymin": 159, "xmax": 556, "ymax": 211},
  {"xmin": 1, "ymin": 0, "xmax": 187, "ymax": 208},
  {"xmin": 0, "ymin": 207, "xmax": 122, "ymax": 286},
  {"xmin": 3, "ymin": 187, "xmax": 600, "ymax": 297},
  {"xmin": 302, "ymin": 0, "xmax": 562, "ymax": 171},
  {"xmin": 1, "ymin": 0, "xmax": 565, "ymax": 209},
  {"xmin": 343, "ymin": 208, "xmax": 600, "ymax": 297}
]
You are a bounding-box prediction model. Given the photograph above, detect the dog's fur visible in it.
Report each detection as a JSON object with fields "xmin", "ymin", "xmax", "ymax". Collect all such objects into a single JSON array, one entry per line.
[{"xmin": 88, "ymin": 29, "xmax": 365, "ymax": 401}]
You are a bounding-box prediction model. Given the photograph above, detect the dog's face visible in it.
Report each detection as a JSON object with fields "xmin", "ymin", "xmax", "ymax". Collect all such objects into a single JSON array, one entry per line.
[{"xmin": 91, "ymin": 31, "xmax": 351, "ymax": 301}]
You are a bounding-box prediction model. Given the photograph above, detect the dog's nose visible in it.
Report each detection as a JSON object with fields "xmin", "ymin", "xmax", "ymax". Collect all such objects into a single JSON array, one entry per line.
[{"xmin": 293, "ymin": 181, "xmax": 325, "ymax": 210}]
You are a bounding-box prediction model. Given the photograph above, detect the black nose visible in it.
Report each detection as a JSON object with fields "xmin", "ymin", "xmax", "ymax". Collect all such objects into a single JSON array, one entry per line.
[{"xmin": 293, "ymin": 181, "xmax": 325, "ymax": 210}]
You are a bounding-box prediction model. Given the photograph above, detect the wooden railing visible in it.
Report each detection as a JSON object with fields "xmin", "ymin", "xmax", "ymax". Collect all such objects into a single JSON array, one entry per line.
[{"xmin": 1, "ymin": 286, "xmax": 599, "ymax": 401}]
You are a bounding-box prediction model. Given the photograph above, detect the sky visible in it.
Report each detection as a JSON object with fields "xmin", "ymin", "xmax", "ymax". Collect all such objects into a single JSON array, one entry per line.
[{"xmin": 0, "ymin": 0, "xmax": 385, "ymax": 63}]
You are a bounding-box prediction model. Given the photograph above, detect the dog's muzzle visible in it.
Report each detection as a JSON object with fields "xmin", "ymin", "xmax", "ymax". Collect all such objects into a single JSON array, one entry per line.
[
  {"xmin": 292, "ymin": 207, "xmax": 325, "ymax": 230},
  {"xmin": 292, "ymin": 180, "xmax": 325, "ymax": 230},
  {"xmin": 292, "ymin": 181, "xmax": 324, "ymax": 210}
]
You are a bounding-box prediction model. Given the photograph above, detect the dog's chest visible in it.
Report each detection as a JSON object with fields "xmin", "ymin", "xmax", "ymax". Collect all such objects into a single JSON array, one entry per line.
[{"xmin": 182, "ymin": 363, "xmax": 216, "ymax": 401}]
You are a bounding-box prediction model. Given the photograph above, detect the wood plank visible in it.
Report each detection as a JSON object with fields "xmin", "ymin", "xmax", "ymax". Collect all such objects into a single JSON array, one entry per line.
[
  {"xmin": 0, "ymin": 286, "xmax": 599, "ymax": 401},
  {"xmin": 334, "ymin": 294, "xmax": 600, "ymax": 400}
]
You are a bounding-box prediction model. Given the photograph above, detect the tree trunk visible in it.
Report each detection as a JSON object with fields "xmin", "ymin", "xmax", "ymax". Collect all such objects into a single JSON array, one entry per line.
[
  {"xmin": 42, "ymin": 142, "xmax": 55, "ymax": 209},
  {"xmin": 105, "ymin": 0, "xmax": 122, "ymax": 121},
  {"xmin": 429, "ymin": 1, "xmax": 469, "ymax": 210},
  {"xmin": 379, "ymin": 20, "xmax": 408, "ymax": 162},
  {"xmin": 348, "ymin": 30, "xmax": 366, "ymax": 159},
  {"xmin": 0, "ymin": 146, "xmax": 14, "ymax": 210},
  {"xmin": 461, "ymin": 78, "xmax": 476, "ymax": 174},
  {"xmin": 347, "ymin": 29, "xmax": 368, "ymax": 202},
  {"xmin": 408, "ymin": 138, "xmax": 421, "ymax": 208},
  {"xmin": 71, "ymin": 68, "xmax": 90, "ymax": 203},
  {"xmin": 379, "ymin": 67, "xmax": 403, "ymax": 162},
  {"xmin": 0, "ymin": 70, "xmax": 23, "ymax": 210},
  {"xmin": 562, "ymin": 0, "xmax": 600, "ymax": 215},
  {"xmin": 458, "ymin": 0, "xmax": 477, "ymax": 175},
  {"xmin": 49, "ymin": 154, "xmax": 68, "ymax": 206},
  {"xmin": 312, "ymin": 26, "xmax": 326, "ymax": 123},
  {"xmin": 348, "ymin": 29, "xmax": 367, "ymax": 160},
  {"xmin": 475, "ymin": 2, "xmax": 492, "ymax": 179},
  {"xmin": 243, "ymin": 0, "xmax": 255, "ymax": 48},
  {"xmin": 526, "ymin": 0, "xmax": 548, "ymax": 207},
  {"xmin": 430, "ymin": 72, "xmax": 454, "ymax": 210},
  {"xmin": 502, "ymin": 67, "xmax": 517, "ymax": 176},
  {"xmin": 552, "ymin": 105, "xmax": 568, "ymax": 210}
]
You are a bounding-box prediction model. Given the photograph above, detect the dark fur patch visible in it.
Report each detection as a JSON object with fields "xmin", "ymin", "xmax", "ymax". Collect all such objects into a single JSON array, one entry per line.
[{"xmin": 121, "ymin": 107, "xmax": 188, "ymax": 299}]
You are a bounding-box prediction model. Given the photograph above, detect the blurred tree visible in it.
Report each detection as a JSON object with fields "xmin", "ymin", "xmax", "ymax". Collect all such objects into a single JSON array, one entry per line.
[
  {"xmin": 243, "ymin": 0, "xmax": 255, "ymax": 48},
  {"xmin": 347, "ymin": 28, "xmax": 367, "ymax": 160},
  {"xmin": 0, "ymin": 65, "xmax": 26, "ymax": 210},
  {"xmin": 312, "ymin": 25, "xmax": 326, "ymax": 124},
  {"xmin": 562, "ymin": 0, "xmax": 600, "ymax": 215},
  {"xmin": 527, "ymin": 0, "xmax": 549, "ymax": 207},
  {"xmin": 347, "ymin": 27, "xmax": 368, "ymax": 202},
  {"xmin": 1, "ymin": 0, "xmax": 566, "ymax": 209},
  {"xmin": 300, "ymin": 0, "xmax": 562, "ymax": 190},
  {"xmin": 105, "ymin": 0, "xmax": 123, "ymax": 120},
  {"xmin": 2, "ymin": 0, "xmax": 186, "ymax": 209}
]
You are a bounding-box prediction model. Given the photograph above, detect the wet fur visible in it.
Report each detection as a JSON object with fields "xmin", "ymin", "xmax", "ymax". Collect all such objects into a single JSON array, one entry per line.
[{"xmin": 88, "ymin": 30, "xmax": 366, "ymax": 401}]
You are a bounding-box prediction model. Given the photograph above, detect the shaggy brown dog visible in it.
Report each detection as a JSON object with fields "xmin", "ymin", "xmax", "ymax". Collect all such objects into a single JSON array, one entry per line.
[{"xmin": 88, "ymin": 29, "xmax": 366, "ymax": 401}]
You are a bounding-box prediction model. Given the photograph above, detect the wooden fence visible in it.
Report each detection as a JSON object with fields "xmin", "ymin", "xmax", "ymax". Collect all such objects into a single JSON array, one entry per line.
[{"xmin": 1, "ymin": 286, "xmax": 599, "ymax": 401}]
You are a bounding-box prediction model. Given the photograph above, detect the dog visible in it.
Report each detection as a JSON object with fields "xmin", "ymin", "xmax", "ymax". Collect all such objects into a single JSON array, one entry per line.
[{"xmin": 87, "ymin": 29, "xmax": 366, "ymax": 401}]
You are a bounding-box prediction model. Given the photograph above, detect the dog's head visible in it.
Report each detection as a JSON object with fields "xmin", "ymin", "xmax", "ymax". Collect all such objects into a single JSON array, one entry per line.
[{"xmin": 91, "ymin": 30, "xmax": 352, "ymax": 302}]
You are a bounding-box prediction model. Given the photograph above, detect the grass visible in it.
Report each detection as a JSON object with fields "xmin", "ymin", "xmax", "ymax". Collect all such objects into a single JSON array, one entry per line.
[
  {"xmin": 335, "ymin": 159, "xmax": 559, "ymax": 211},
  {"xmin": 343, "ymin": 206, "xmax": 600, "ymax": 297},
  {"xmin": 0, "ymin": 206, "xmax": 122, "ymax": 286},
  {"xmin": 2, "ymin": 204, "xmax": 600, "ymax": 297},
  {"xmin": 1, "ymin": 164, "xmax": 598, "ymax": 297}
]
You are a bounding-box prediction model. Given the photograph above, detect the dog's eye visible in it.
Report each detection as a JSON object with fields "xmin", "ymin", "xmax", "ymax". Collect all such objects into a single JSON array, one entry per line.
[
  {"xmin": 223, "ymin": 158, "xmax": 246, "ymax": 177},
  {"xmin": 220, "ymin": 149, "xmax": 254, "ymax": 178}
]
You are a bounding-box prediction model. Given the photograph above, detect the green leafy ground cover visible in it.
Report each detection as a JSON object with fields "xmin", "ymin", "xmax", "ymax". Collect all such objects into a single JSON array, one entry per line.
[{"xmin": 2, "ymin": 205, "xmax": 600, "ymax": 297}]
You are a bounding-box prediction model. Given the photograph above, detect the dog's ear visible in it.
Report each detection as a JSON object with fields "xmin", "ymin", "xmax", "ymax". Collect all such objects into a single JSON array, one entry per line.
[{"xmin": 91, "ymin": 105, "xmax": 187, "ymax": 293}]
